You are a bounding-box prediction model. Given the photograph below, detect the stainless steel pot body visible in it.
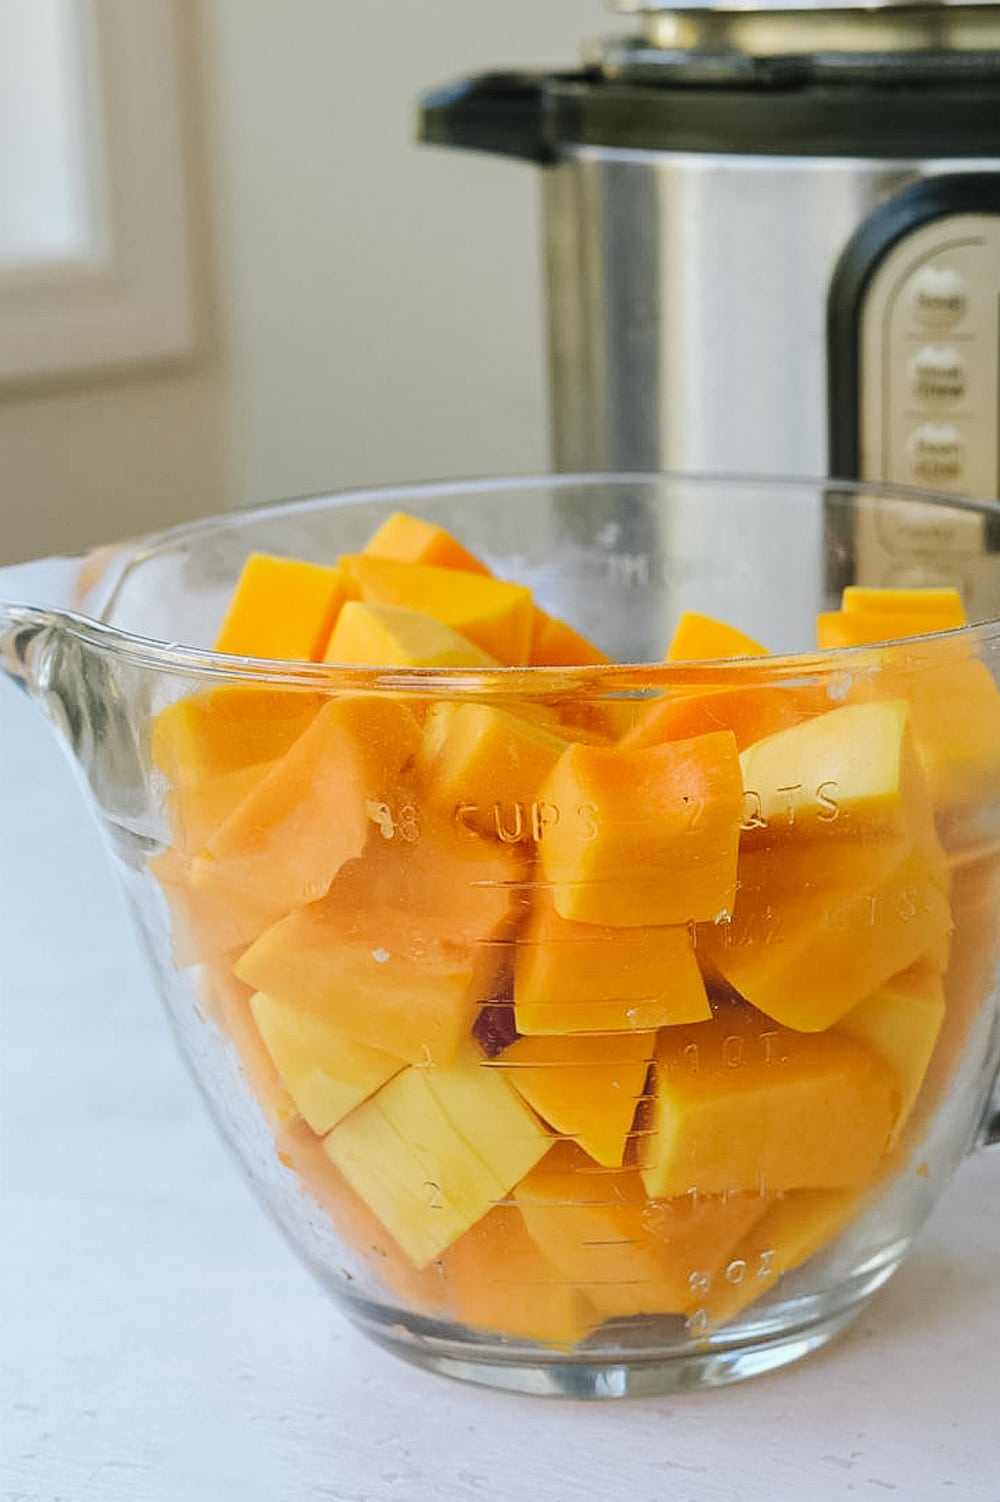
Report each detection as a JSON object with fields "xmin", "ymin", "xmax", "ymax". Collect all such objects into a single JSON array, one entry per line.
[
  {"xmin": 419, "ymin": 39, "xmax": 1000, "ymax": 495},
  {"xmin": 543, "ymin": 149, "xmax": 1000, "ymax": 482}
]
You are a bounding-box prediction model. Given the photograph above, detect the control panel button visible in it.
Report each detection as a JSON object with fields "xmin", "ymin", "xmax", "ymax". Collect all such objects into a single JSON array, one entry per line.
[
  {"xmin": 906, "ymin": 422, "xmax": 963, "ymax": 484},
  {"xmin": 909, "ymin": 345, "xmax": 966, "ymax": 403},
  {"xmin": 908, "ymin": 265, "xmax": 967, "ymax": 330},
  {"xmin": 881, "ymin": 561, "xmax": 971, "ymax": 594}
]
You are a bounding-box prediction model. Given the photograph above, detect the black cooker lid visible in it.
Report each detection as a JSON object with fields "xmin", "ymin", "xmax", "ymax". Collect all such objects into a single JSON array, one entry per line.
[{"xmin": 419, "ymin": 56, "xmax": 1000, "ymax": 161}]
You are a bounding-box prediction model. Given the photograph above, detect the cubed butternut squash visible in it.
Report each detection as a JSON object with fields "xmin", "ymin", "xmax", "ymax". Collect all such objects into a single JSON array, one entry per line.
[
  {"xmin": 234, "ymin": 822, "xmax": 525, "ymax": 1066},
  {"xmin": 441, "ymin": 1204, "xmax": 598, "ymax": 1347},
  {"xmin": 818, "ymin": 584, "xmax": 967, "ymax": 651},
  {"xmin": 151, "ymin": 847, "xmax": 279, "ymax": 965},
  {"xmin": 151, "ymin": 686, "xmax": 320, "ymax": 785},
  {"xmin": 189, "ymin": 694, "xmax": 420, "ymax": 937},
  {"xmin": 337, "ymin": 554, "xmax": 534, "ymax": 665},
  {"xmin": 530, "ymin": 608, "xmax": 610, "ymax": 667},
  {"xmin": 514, "ymin": 1143, "xmax": 770, "ymax": 1322},
  {"xmin": 835, "ymin": 958, "xmax": 946, "ymax": 1148},
  {"xmin": 249, "ymin": 990, "xmax": 405, "ymax": 1134},
  {"xmin": 165, "ymin": 761, "xmax": 274, "ymax": 854},
  {"xmin": 155, "ymin": 537, "xmax": 996, "ymax": 1354},
  {"xmin": 214, "ymin": 553, "xmax": 347, "ymax": 660},
  {"xmin": 323, "ymin": 601, "xmax": 498, "ymax": 669},
  {"xmin": 416, "ymin": 701, "xmax": 568, "ymax": 839},
  {"xmin": 699, "ymin": 842, "xmax": 952, "ymax": 1032},
  {"xmin": 906, "ymin": 657, "xmax": 1000, "ymax": 809},
  {"xmin": 514, "ymin": 895, "xmax": 711, "ymax": 1035},
  {"xmin": 623, "ymin": 681, "xmax": 820, "ymax": 755},
  {"xmin": 841, "ymin": 585, "xmax": 966, "ymax": 625},
  {"xmin": 638, "ymin": 1005, "xmax": 899, "ymax": 1199},
  {"xmin": 666, "ymin": 611, "xmax": 769, "ymax": 662},
  {"xmin": 818, "ymin": 609, "xmax": 959, "ymax": 649},
  {"xmin": 536, "ymin": 732, "xmax": 743, "ymax": 927},
  {"xmin": 820, "ymin": 638, "xmax": 1000, "ymax": 808},
  {"xmin": 497, "ymin": 1030, "xmax": 656, "ymax": 1167},
  {"xmin": 322, "ymin": 1046, "xmax": 552, "ymax": 1268},
  {"xmin": 361, "ymin": 510, "xmax": 491, "ymax": 575},
  {"xmin": 738, "ymin": 700, "xmax": 938, "ymax": 851}
]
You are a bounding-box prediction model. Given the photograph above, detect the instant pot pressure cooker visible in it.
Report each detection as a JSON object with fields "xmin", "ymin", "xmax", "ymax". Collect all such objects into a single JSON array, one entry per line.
[{"xmin": 419, "ymin": 0, "xmax": 1000, "ymax": 505}]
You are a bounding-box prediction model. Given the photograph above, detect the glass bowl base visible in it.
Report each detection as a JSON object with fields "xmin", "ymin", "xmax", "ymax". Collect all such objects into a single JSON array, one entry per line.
[{"xmin": 343, "ymin": 1254, "xmax": 904, "ymax": 1400}]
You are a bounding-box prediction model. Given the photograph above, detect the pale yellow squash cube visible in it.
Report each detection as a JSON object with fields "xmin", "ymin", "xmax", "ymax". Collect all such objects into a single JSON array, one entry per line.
[
  {"xmin": 249, "ymin": 991, "xmax": 405, "ymax": 1134},
  {"xmin": 835, "ymin": 957, "xmax": 946, "ymax": 1147},
  {"xmin": 322, "ymin": 1048, "xmax": 551, "ymax": 1268}
]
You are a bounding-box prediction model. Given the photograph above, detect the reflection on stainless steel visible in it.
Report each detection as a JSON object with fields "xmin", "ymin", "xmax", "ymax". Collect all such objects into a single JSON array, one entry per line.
[
  {"xmin": 544, "ymin": 152, "xmax": 928, "ymax": 477},
  {"xmin": 600, "ymin": 6, "xmax": 1000, "ymax": 59}
]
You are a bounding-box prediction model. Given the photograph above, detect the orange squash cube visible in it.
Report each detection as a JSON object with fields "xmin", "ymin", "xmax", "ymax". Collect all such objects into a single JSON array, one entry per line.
[
  {"xmin": 151, "ymin": 847, "xmax": 280, "ymax": 965},
  {"xmin": 837, "ymin": 642, "xmax": 1000, "ymax": 814},
  {"xmin": 818, "ymin": 608, "xmax": 960, "ymax": 649},
  {"xmin": 442, "ymin": 1204, "xmax": 598, "ymax": 1347},
  {"xmin": 165, "ymin": 761, "xmax": 274, "ymax": 854},
  {"xmin": 234, "ymin": 822, "xmax": 525, "ymax": 1065},
  {"xmin": 691, "ymin": 1186, "xmax": 864, "ymax": 1330},
  {"xmin": 818, "ymin": 583, "xmax": 967, "ymax": 654},
  {"xmin": 151, "ymin": 686, "xmax": 320, "ymax": 786},
  {"xmin": 700, "ymin": 841, "xmax": 952, "ymax": 1032},
  {"xmin": 537, "ymin": 731, "xmax": 743, "ymax": 927},
  {"xmin": 337, "ymin": 553, "xmax": 534, "ymax": 665},
  {"xmin": 819, "ymin": 585, "xmax": 967, "ymax": 651},
  {"xmin": 497, "ymin": 1030, "xmax": 656, "ymax": 1167},
  {"xmin": 529, "ymin": 608, "xmax": 610, "ymax": 667},
  {"xmin": 699, "ymin": 697, "xmax": 951, "ymax": 1032},
  {"xmin": 624, "ymin": 681, "xmax": 820, "ymax": 755},
  {"xmin": 361, "ymin": 510, "xmax": 491, "ymax": 575},
  {"xmin": 666, "ymin": 611, "xmax": 769, "ymax": 661},
  {"xmin": 737, "ymin": 699, "xmax": 938, "ymax": 851},
  {"xmin": 638, "ymin": 1005, "xmax": 899, "ymax": 1200},
  {"xmin": 907, "ymin": 657, "xmax": 1000, "ymax": 809},
  {"xmin": 417, "ymin": 701, "xmax": 568, "ymax": 839},
  {"xmin": 213, "ymin": 553, "xmax": 347, "ymax": 660},
  {"xmin": 513, "ymin": 895, "xmax": 711, "ymax": 1035},
  {"xmin": 189, "ymin": 694, "xmax": 420, "ymax": 938},
  {"xmin": 236, "ymin": 900, "xmax": 492, "ymax": 1068},
  {"xmin": 514, "ymin": 1143, "xmax": 769, "ymax": 1322},
  {"xmin": 841, "ymin": 585, "xmax": 966, "ymax": 625}
]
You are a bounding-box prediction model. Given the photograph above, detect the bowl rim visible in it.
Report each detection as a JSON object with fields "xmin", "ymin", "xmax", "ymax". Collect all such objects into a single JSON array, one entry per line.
[{"xmin": 14, "ymin": 470, "xmax": 1000, "ymax": 689}]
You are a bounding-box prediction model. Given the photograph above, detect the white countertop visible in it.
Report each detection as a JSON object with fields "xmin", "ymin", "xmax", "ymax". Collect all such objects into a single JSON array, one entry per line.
[{"xmin": 3, "ymin": 676, "xmax": 1000, "ymax": 1502}]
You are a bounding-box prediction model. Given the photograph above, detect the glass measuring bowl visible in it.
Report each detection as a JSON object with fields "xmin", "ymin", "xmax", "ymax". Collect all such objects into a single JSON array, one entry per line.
[{"xmin": 2, "ymin": 472, "xmax": 1000, "ymax": 1399}]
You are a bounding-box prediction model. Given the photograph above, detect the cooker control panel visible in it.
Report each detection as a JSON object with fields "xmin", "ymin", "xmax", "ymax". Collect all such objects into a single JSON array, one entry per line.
[
  {"xmin": 859, "ymin": 213, "xmax": 1000, "ymax": 500},
  {"xmin": 844, "ymin": 201, "xmax": 1000, "ymax": 614}
]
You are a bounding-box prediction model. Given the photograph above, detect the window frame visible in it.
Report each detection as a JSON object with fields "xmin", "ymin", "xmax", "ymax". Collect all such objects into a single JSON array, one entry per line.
[{"xmin": 0, "ymin": 0, "xmax": 195, "ymax": 385}]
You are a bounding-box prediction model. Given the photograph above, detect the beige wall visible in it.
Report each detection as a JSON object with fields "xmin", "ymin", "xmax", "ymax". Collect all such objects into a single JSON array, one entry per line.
[
  {"xmin": 1, "ymin": 1, "xmax": 619, "ymax": 564},
  {"xmin": 202, "ymin": 0, "xmax": 619, "ymax": 510},
  {"xmin": 0, "ymin": 4, "xmax": 230, "ymax": 564}
]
